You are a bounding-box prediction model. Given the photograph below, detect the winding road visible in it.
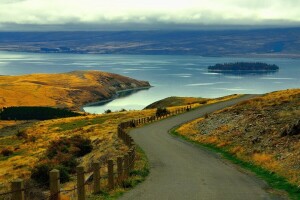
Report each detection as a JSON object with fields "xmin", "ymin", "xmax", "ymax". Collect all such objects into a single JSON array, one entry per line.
[{"xmin": 119, "ymin": 95, "xmax": 283, "ymax": 200}]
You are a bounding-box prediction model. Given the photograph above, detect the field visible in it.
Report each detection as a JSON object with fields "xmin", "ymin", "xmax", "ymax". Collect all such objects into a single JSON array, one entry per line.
[{"xmin": 176, "ymin": 89, "xmax": 300, "ymax": 193}]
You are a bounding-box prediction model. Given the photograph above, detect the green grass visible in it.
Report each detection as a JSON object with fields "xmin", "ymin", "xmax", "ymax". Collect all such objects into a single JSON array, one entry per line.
[
  {"xmin": 87, "ymin": 145, "xmax": 149, "ymax": 200},
  {"xmin": 170, "ymin": 128, "xmax": 300, "ymax": 200},
  {"xmin": 50, "ymin": 116, "xmax": 110, "ymax": 131},
  {"xmin": 0, "ymin": 137, "xmax": 23, "ymax": 146}
]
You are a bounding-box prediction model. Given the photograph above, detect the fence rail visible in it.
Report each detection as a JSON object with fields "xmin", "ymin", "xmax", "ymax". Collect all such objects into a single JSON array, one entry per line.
[{"xmin": 0, "ymin": 105, "xmax": 192, "ymax": 200}]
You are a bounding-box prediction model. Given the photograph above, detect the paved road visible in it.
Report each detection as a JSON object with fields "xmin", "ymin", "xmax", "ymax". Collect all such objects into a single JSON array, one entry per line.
[{"xmin": 119, "ymin": 95, "xmax": 283, "ymax": 200}]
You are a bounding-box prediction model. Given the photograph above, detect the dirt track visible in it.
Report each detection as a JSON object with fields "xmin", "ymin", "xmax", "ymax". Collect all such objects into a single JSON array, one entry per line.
[{"xmin": 119, "ymin": 95, "xmax": 284, "ymax": 200}]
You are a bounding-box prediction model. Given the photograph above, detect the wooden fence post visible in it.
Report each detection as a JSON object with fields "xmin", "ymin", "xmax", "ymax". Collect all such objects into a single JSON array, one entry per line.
[
  {"xmin": 92, "ymin": 161, "xmax": 101, "ymax": 194},
  {"xmin": 11, "ymin": 179, "xmax": 24, "ymax": 200},
  {"xmin": 132, "ymin": 148, "xmax": 136, "ymax": 170},
  {"xmin": 124, "ymin": 154, "xmax": 129, "ymax": 179},
  {"xmin": 129, "ymin": 149, "xmax": 134, "ymax": 171},
  {"xmin": 117, "ymin": 157, "xmax": 123, "ymax": 184},
  {"xmin": 50, "ymin": 169, "xmax": 60, "ymax": 200},
  {"xmin": 77, "ymin": 166, "xmax": 86, "ymax": 200},
  {"xmin": 108, "ymin": 159, "xmax": 114, "ymax": 190}
]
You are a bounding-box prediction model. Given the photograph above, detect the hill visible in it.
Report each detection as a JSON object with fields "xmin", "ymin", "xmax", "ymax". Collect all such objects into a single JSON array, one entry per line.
[
  {"xmin": 144, "ymin": 95, "xmax": 240, "ymax": 109},
  {"xmin": 176, "ymin": 89, "xmax": 300, "ymax": 189},
  {"xmin": 0, "ymin": 28, "xmax": 300, "ymax": 57},
  {"xmin": 0, "ymin": 71, "xmax": 150, "ymax": 110}
]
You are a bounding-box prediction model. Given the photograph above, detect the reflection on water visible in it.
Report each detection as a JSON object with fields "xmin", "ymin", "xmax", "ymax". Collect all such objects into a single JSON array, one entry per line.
[{"xmin": 83, "ymin": 87, "xmax": 151, "ymax": 107}]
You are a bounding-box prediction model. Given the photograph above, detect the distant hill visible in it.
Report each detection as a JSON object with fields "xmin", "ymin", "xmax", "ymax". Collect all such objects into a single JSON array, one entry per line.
[
  {"xmin": 0, "ymin": 71, "xmax": 150, "ymax": 110},
  {"xmin": 144, "ymin": 94, "xmax": 240, "ymax": 109},
  {"xmin": 0, "ymin": 27, "xmax": 300, "ymax": 57},
  {"xmin": 145, "ymin": 97, "xmax": 209, "ymax": 109}
]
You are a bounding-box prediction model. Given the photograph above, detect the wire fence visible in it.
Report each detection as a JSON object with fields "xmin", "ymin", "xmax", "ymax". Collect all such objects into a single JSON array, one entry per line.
[{"xmin": 0, "ymin": 105, "xmax": 192, "ymax": 200}]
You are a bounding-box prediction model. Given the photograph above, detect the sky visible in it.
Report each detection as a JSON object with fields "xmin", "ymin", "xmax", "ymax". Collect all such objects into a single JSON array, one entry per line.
[{"xmin": 0, "ymin": 0, "xmax": 300, "ymax": 31}]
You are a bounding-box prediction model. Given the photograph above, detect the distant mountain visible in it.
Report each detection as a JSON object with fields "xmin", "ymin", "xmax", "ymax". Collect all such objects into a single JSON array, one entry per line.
[{"xmin": 0, "ymin": 27, "xmax": 300, "ymax": 57}]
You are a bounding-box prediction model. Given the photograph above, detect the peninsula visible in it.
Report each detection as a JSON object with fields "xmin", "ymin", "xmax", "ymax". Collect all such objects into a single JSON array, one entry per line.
[{"xmin": 0, "ymin": 71, "xmax": 150, "ymax": 111}]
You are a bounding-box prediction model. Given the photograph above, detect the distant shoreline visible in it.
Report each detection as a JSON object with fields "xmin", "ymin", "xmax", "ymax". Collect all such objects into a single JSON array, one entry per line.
[{"xmin": 1, "ymin": 50, "xmax": 300, "ymax": 59}]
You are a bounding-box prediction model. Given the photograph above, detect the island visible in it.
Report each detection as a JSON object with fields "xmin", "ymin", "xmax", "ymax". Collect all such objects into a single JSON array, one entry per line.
[
  {"xmin": 208, "ymin": 62, "xmax": 279, "ymax": 71},
  {"xmin": 0, "ymin": 70, "xmax": 150, "ymax": 111},
  {"xmin": 207, "ymin": 62, "xmax": 279, "ymax": 75}
]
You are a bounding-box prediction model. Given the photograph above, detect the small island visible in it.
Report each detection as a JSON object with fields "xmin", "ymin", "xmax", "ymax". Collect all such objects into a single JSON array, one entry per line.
[{"xmin": 208, "ymin": 62, "xmax": 279, "ymax": 71}]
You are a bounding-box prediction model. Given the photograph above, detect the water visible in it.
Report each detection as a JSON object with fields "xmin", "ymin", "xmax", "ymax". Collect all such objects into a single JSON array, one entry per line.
[{"xmin": 0, "ymin": 51, "xmax": 299, "ymax": 113}]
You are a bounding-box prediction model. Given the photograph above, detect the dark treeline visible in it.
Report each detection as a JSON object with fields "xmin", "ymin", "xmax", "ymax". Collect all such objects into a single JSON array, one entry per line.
[
  {"xmin": 208, "ymin": 62, "xmax": 279, "ymax": 71},
  {"xmin": 0, "ymin": 106, "xmax": 82, "ymax": 120}
]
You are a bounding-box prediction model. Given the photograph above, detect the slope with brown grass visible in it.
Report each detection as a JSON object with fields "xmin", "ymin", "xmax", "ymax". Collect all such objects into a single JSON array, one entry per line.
[
  {"xmin": 177, "ymin": 89, "xmax": 300, "ymax": 187},
  {"xmin": 144, "ymin": 94, "xmax": 240, "ymax": 109},
  {"xmin": 0, "ymin": 70, "xmax": 150, "ymax": 110},
  {"xmin": 0, "ymin": 109, "xmax": 156, "ymax": 193}
]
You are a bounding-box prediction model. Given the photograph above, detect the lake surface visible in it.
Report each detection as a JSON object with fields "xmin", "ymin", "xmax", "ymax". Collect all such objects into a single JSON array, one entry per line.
[{"xmin": 0, "ymin": 51, "xmax": 299, "ymax": 113}]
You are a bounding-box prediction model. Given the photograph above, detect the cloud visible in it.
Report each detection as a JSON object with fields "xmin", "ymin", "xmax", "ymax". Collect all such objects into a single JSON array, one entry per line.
[{"xmin": 0, "ymin": 0, "xmax": 299, "ymax": 30}]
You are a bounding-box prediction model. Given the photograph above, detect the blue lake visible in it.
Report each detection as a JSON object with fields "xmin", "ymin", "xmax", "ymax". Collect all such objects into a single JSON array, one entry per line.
[{"xmin": 0, "ymin": 51, "xmax": 299, "ymax": 113}]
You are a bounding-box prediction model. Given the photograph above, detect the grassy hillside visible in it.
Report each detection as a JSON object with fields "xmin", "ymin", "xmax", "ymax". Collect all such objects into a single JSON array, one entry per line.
[
  {"xmin": 0, "ymin": 71, "xmax": 150, "ymax": 111},
  {"xmin": 176, "ymin": 89, "xmax": 300, "ymax": 198},
  {"xmin": 0, "ymin": 109, "xmax": 154, "ymax": 195},
  {"xmin": 145, "ymin": 94, "xmax": 240, "ymax": 109}
]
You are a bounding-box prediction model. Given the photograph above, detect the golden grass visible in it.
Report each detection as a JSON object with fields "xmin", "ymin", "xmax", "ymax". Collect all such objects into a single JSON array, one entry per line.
[
  {"xmin": 0, "ymin": 71, "xmax": 149, "ymax": 110},
  {"xmin": 146, "ymin": 94, "xmax": 241, "ymax": 109},
  {"xmin": 0, "ymin": 121, "xmax": 25, "ymax": 129},
  {"xmin": 0, "ymin": 108, "xmax": 156, "ymax": 192}
]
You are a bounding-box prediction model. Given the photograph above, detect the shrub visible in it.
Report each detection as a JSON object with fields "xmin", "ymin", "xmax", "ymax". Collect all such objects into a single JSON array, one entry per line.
[
  {"xmin": 46, "ymin": 135, "xmax": 92, "ymax": 159},
  {"xmin": 156, "ymin": 107, "xmax": 169, "ymax": 117},
  {"xmin": 31, "ymin": 162, "xmax": 70, "ymax": 185},
  {"xmin": 1, "ymin": 148, "xmax": 13, "ymax": 157},
  {"xmin": 32, "ymin": 135, "xmax": 92, "ymax": 184},
  {"xmin": 16, "ymin": 130, "xmax": 28, "ymax": 139},
  {"xmin": 70, "ymin": 135, "xmax": 93, "ymax": 157},
  {"xmin": 31, "ymin": 163, "xmax": 52, "ymax": 185},
  {"xmin": 204, "ymin": 113, "xmax": 209, "ymax": 119},
  {"xmin": 56, "ymin": 165, "xmax": 70, "ymax": 183},
  {"xmin": 104, "ymin": 109, "xmax": 112, "ymax": 114}
]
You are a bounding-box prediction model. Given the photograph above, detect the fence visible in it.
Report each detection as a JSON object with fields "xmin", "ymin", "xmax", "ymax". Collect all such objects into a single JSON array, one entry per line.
[{"xmin": 0, "ymin": 105, "xmax": 192, "ymax": 200}]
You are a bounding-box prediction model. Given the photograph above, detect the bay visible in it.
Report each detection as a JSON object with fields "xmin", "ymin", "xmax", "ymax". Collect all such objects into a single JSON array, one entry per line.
[{"xmin": 0, "ymin": 51, "xmax": 299, "ymax": 113}]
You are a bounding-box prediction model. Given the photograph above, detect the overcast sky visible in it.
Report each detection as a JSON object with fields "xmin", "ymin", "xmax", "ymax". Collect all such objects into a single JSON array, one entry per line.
[{"xmin": 0, "ymin": 0, "xmax": 300, "ymax": 31}]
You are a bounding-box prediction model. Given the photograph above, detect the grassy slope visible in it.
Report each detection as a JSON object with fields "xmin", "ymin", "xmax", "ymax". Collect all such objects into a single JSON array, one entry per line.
[
  {"xmin": 0, "ymin": 109, "xmax": 155, "ymax": 193},
  {"xmin": 175, "ymin": 89, "xmax": 300, "ymax": 199},
  {"xmin": 144, "ymin": 94, "xmax": 240, "ymax": 109},
  {"xmin": 0, "ymin": 71, "xmax": 150, "ymax": 110}
]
